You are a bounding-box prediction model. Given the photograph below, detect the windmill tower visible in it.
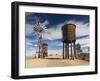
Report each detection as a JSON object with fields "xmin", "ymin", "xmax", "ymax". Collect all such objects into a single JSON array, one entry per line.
[{"xmin": 33, "ymin": 17, "xmax": 47, "ymax": 58}]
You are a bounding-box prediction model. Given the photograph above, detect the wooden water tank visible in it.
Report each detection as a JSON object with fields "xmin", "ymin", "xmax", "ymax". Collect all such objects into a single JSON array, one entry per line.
[
  {"xmin": 42, "ymin": 43, "xmax": 48, "ymax": 57},
  {"xmin": 62, "ymin": 24, "xmax": 76, "ymax": 43}
]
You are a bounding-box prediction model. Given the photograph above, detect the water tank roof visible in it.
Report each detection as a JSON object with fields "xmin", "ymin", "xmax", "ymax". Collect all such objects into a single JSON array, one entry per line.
[{"xmin": 62, "ymin": 24, "xmax": 76, "ymax": 30}]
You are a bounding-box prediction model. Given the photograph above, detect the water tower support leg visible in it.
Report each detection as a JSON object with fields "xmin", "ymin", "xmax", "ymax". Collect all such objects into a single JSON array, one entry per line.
[
  {"xmin": 68, "ymin": 44, "xmax": 69, "ymax": 59},
  {"xmin": 65, "ymin": 43, "xmax": 67, "ymax": 59},
  {"xmin": 66, "ymin": 43, "xmax": 69, "ymax": 59},
  {"xmin": 38, "ymin": 45, "xmax": 40, "ymax": 58},
  {"xmin": 73, "ymin": 42, "xmax": 76, "ymax": 59},
  {"xmin": 71, "ymin": 42, "xmax": 73, "ymax": 60},
  {"xmin": 63, "ymin": 42, "xmax": 64, "ymax": 59}
]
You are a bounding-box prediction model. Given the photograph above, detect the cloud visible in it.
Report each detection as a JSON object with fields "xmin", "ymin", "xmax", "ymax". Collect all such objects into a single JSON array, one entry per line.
[
  {"xmin": 26, "ymin": 38, "xmax": 37, "ymax": 43},
  {"xmin": 42, "ymin": 20, "xmax": 89, "ymax": 41},
  {"xmin": 25, "ymin": 19, "xmax": 90, "ymax": 56},
  {"xmin": 25, "ymin": 20, "xmax": 49, "ymax": 35},
  {"xmin": 76, "ymin": 36, "xmax": 89, "ymax": 47},
  {"xmin": 42, "ymin": 22, "xmax": 64, "ymax": 40},
  {"xmin": 26, "ymin": 41, "xmax": 33, "ymax": 46},
  {"xmin": 26, "ymin": 48, "xmax": 36, "ymax": 56},
  {"xmin": 42, "ymin": 27, "xmax": 62, "ymax": 40},
  {"xmin": 66, "ymin": 20, "xmax": 89, "ymax": 37},
  {"xmin": 25, "ymin": 24, "xmax": 33, "ymax": 35},
  {"xmin": 48, "ymin": 49, "xmax": 62, "ymax": 55},
  {"xmin": 25, "ymin": 38, "xmax": 37, "ymax": 56},
  {"xmin": 42, "ymin": 20, "xmax": 49, "ymax": 25}
]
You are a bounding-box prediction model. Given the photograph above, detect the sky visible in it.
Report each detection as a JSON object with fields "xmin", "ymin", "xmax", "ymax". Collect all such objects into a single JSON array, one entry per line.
[{"xmin": 25, "ymin": 12, "xmax": 90, "ymax": 56}]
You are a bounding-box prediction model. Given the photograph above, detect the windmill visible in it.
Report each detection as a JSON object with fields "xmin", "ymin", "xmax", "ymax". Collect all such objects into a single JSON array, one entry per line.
[{"xmin": 33, "ymin": 16, "xmax": 48, "ymax": 58}]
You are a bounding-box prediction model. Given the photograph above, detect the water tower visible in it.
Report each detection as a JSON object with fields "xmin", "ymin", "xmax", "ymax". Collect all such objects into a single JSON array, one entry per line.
[
  {"xmin": 42, "ymin": 43, "xmax": 48, "ymax": 58},
  {"xmin": 62, "ymin": 24, "xmax": 76, "ymax": 59}
]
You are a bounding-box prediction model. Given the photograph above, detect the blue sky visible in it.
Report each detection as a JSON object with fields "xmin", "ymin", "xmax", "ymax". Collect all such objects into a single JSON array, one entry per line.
[{"xmin": 25, "ymin": 12, "xmax": 90, "ymax": 56}]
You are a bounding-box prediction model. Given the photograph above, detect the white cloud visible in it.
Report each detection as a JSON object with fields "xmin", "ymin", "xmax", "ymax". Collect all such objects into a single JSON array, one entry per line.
[
  {"xmin": 42, "ymin": 20, "xmax": 89, "ymax": 41},
  {"xmin": 25, "ymin": 24, "xmax": 33, "ymax": 35},
  {"xmin": 26, "ymin": 38, "xmax": 37, "ymax": 56},
  {"xmin": 76, "ymin": 37, "xmax": 89, "ymax": 48},
  {"xmin": 25, "ymin": 19, "xmax": 90, "ymax": 56},
  {"xmin": 26, "ymin": 38, "xmax": 37, "ymax": 43},
  {"xmin": 43, "ymin": 28, "xmax": 62, "ymax": 40},
  {"xmin": 26, "ymin": 41, "xmax": 33, "ymax": 46},
  {"xmin": 26, "ymin": 18, "xmax": 89, "ymax": 41},
  {"xmin": 26, "ymin": 48, "xmax": 36, "ymax": 56},
  {"xmin": 66, "ymin": 20, "xmax": 89, "ymax": 37},
  {"xmin": 48, "ymin": 49, "xmax": 62, "ymax": 55},
  {"xmin": 42, "ymin": 23, "xmax": 63, "ymax": 40},
  {"xmin": 25, "ymin": 20, "xmax": 49, "ymax": 35},
  {"xmin": 42, "ymin": 20, "xmax": 49, "ymax": 25}
]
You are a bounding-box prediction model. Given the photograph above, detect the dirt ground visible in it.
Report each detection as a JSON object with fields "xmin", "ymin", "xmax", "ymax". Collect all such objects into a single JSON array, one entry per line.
[{"xmin": 25, "ymin": 55, "xmax": 89, "ymax": 68}]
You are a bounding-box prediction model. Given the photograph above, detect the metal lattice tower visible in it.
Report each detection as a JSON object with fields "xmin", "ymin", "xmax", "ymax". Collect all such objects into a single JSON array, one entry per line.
[{"xmin": 33, "ymin": 17, "xmax": 47, "ymax": 58}]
